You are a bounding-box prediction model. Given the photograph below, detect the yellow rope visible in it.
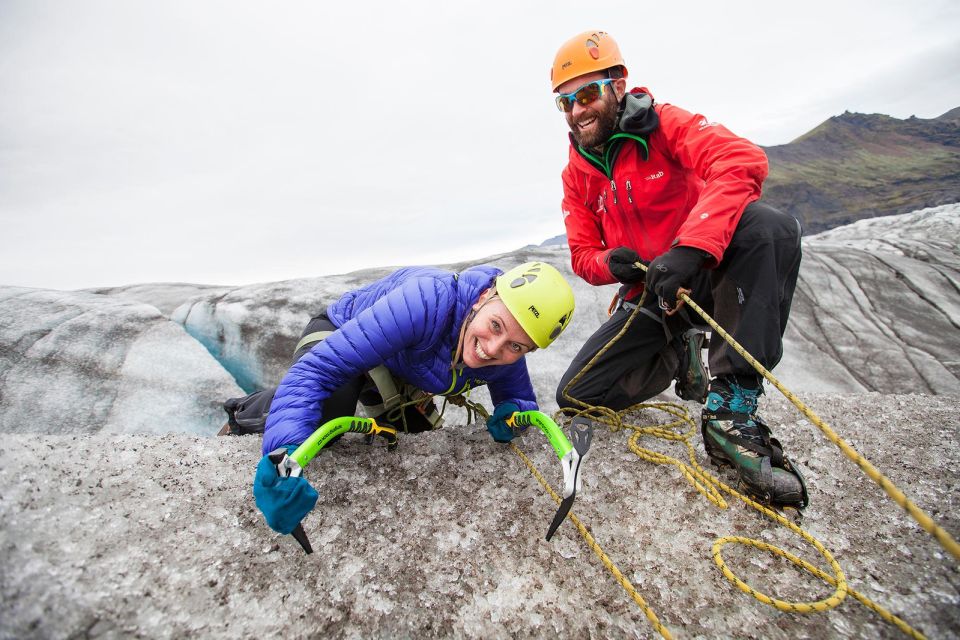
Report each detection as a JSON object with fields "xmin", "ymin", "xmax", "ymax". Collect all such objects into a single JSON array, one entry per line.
[
  {"xmin": 676, "ymin": 291, "xmax": 960, "ymax": 561},
  {"xmin": 510, "ymin": 443, "xmax": 675, "ymax": 640},
  {"xmin": 522, "ymin": 398, "xmax": 929, "ymax": 638},
  {"xmin": 503, "ymin": 270, "xmax": 947, "ymax": 639},
  {"xmin": 624, "ymin": 402, "xmax": 925, "ymax": 638}
]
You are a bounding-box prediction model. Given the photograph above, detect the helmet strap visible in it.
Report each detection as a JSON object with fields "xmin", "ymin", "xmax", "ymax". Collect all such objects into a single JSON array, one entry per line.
[{"xmin": 451, "ymin": 288, "xmax": 497, "ymax": 369}]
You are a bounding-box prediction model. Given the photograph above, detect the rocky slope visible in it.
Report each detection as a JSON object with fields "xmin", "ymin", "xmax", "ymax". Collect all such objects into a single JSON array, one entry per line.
[
  {"xmin": 762, "ymin": 108, "xmax": 960, "ymax": 233},
  {"xmin": 0, "ymin": 391, "xmax": 956, "ymax": 639}
]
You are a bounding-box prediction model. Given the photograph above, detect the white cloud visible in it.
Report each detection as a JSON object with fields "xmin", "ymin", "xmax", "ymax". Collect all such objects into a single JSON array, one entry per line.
[{"xmin": 1, "ymin": 0, "xmax": 958, "ymax": 288}]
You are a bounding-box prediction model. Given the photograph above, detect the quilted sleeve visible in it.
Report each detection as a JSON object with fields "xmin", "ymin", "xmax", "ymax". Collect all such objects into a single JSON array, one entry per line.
[
  {"xmin": 487, "ymin": 359, "xmax": 538, "ymax": 413},
  {"xmin": 262, "ymin": 277, "xmax": 451, "ymax": 453}
]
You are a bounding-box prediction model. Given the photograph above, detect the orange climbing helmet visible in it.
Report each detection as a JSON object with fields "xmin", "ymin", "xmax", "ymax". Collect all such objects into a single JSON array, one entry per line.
[{"xmin": 550, "ymin": 30, "xmax": 628, "ymax": 92}]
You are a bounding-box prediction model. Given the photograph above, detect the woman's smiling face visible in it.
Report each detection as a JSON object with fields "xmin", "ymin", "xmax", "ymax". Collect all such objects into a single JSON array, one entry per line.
[{"xmin": 461, "ymin": 291, "xmax": 535, "ymax": 368}]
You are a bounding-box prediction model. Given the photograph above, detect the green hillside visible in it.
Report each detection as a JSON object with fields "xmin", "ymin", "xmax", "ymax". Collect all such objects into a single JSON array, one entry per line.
[{"xmin": 762, "ymin": 108, "xmax": 960, "ymax": 233}]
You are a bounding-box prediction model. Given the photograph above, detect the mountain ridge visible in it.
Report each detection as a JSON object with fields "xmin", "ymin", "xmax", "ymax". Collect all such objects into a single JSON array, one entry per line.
[{"xmin": 761, "ymin": 107, "xmax": 960, "ymax": 233}]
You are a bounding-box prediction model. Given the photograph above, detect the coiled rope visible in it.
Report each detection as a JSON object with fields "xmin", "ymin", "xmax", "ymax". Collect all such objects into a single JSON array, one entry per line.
[
  {"xmin": 511, "ymin": 443, "xmax": 674, "ymax": 639},
  {"xmin": 500, "ymin": 273, "xmax": 955, "ymax": 639},
  {"xmin": 678, "ymin": 292, "xmax": 959, "ymax": 558}
]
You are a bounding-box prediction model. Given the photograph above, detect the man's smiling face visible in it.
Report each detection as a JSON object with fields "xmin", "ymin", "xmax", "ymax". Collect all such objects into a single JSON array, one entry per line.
[{"xmin": 558, "ymin": 71, "xmax": 625, "ymax": 150}]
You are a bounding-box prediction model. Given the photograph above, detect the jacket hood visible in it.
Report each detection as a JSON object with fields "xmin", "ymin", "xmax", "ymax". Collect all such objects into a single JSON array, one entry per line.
[
  {"xmin": 618, "ymin": 88, "xmax": 659, "ymax": 136},
  {"xmin": 566, "ymin": 87, "xmax": 660, "ymax": 177}
]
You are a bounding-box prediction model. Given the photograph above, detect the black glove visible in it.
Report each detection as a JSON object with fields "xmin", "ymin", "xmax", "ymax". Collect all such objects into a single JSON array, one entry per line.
[
  {"xmin": 606, "ymin": 247, "xmax": 646, "ymax": 284},
  {"xmin": 646, "ymin": 246, "xmax": 708, "ymax": 309}
]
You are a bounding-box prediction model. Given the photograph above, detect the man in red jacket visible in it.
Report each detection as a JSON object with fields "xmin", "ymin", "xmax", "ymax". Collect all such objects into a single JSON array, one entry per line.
[{"xmin": 552, "ymin": 30, "xmax": 808, "ymax": 508}]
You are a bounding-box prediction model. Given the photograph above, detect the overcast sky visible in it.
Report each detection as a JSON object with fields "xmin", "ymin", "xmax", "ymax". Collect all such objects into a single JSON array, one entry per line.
[{"xmin": 1, "ymin": 0, "xmax": 958, "ymax": 290}]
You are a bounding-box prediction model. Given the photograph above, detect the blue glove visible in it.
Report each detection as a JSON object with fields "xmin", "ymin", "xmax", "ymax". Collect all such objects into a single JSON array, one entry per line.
[
  {"xmin": 253, "ymin": 445, "xmax": 318, "ymax": 535},
  {"xmin": 486, "ymin": 402, "xmax": 521, "ymax": 443}
]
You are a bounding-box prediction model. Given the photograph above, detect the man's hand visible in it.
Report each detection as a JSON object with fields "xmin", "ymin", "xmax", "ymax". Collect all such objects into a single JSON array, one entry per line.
[
  {"xmin": 646, "ymin": 246, "xmax": 707, "ymax": 311},
  {"xmin": 486, "ymin": 402, "xmax": 522, "ymax": 443},
  {"xmin": 253, "ymin": 446, "xmax": 318, "ymax": 534},
  {"xmin": 606, "ymin": 247, "xmax": 646, "ymax": 284}
]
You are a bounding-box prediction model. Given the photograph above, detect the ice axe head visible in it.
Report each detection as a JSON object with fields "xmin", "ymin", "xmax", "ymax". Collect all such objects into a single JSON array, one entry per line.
[{"xmin": 546, "ymin": 416, "xmax": 594, "ymax": 541}]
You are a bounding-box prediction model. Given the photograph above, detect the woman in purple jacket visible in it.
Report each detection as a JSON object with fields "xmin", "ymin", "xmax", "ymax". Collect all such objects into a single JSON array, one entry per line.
[{"xmin": 244, "ymin": 261, "xmax": 576, "ymax": 534}]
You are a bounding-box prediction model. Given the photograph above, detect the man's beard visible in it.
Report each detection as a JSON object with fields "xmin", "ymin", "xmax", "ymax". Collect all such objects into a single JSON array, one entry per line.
[{"xmin": 568, "ymin": 92, "xmax": 621, "ymax": 151}]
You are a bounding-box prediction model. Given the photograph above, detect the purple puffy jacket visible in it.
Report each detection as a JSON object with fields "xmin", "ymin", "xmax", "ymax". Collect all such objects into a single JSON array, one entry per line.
[{"xmin": 262, "ymin": 265, "xmax": 538, "ymax": 453}]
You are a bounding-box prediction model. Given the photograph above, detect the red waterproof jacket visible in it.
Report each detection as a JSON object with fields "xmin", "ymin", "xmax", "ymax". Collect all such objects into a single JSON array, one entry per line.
[{"xmin": 561, "ymin": 88, "xmax": 768, "ymax": 294}]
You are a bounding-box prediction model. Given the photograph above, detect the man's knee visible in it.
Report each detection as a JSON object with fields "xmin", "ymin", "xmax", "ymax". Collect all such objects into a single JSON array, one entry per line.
[
  {"xmin": 555, "ymin": 349, "xmax": 676, "ymax": 411},
  {"xmin": 733, "ymin": 201, "xmax": 802, "ymax": 246},
  {"xmin": 722, "ymin": 202, "xmax": 802, "ymax": 277}
]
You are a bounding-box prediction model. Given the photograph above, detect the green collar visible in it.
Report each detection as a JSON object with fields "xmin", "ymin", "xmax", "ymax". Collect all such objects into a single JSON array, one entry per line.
[{"xmin": 578, "ymin": 132, "xmax": 649, "ymax": 178}]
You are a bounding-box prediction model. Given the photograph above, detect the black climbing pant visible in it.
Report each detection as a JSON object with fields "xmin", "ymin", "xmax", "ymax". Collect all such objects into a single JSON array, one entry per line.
[{"xmin": 557, "ymin": 201, "xmax": 802, "ymax": 410}]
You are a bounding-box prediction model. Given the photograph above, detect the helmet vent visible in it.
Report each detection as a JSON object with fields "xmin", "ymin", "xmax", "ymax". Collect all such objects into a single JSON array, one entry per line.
[
  {"xmin": 509, "ymin": 264, "xmax": 543, "ymax": 288},
  {"xmin": 494, "ymin": 261, "xmax": 574, "ymax": 349}
]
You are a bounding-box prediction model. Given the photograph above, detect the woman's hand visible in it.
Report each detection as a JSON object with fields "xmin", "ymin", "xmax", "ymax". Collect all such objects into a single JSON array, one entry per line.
[
  {"xmin": 253, "ymin": 446, "xmax": 318, "ymax": 534},
  {"xmin": 486, "ymin": 402, "xmax": 522, "ymax": 443}
]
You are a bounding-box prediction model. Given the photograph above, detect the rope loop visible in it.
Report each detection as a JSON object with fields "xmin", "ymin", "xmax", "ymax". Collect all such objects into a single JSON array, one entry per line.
[{"xmin": 507, "ymin": 273, "xmax": 948, "ymax": 639}]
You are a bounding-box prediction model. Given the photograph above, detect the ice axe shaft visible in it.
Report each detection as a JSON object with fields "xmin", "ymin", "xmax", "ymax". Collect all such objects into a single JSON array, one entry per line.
[
  {"xmin": 544, "ymin": 416, "xmax": 594, "ymax": 540},
  {"xmin": 507, "ymin": 412, "xmax": 594, "ymax": 541},
  {"xmin": 271, "ymin": 417, "xmax": 398, "ymax": 554}
]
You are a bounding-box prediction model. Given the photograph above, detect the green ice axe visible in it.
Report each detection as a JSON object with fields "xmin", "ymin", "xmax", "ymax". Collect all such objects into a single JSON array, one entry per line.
[
  {"xmin": 270, "ymin": 416, "xmax": 399, "ymax": 554},
  {"xmin": 270, "ymin": 411, "xmax": 593, "ymax": 553},
  {"xmin": 506, "ymin": 411, "xmax": 594, "ymax": 540}
]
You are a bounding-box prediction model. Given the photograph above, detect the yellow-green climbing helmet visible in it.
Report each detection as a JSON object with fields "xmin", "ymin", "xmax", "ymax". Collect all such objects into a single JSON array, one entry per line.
[{"xmin": 496, "ymin": 262, "xmax": 575, "ymax": 349}]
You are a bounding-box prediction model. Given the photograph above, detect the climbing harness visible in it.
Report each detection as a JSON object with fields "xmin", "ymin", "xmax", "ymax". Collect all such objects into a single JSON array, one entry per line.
[
  {"xmin": 296, "ymin": 329, "xmax": 446, "ymax": 433},
  {"xmin": 519, "ymin": 266, "xmax": 957, "ymax": 639}
]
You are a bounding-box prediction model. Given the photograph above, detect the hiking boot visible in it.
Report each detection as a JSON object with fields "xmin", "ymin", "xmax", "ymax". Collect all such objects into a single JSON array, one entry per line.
[
  {"xmin": 674, "ymin": 329, "xmax": 709, "ymax": 403},
  {"xmin": 219, "ymin": 398, "xmax": 240, "ymax": 436},
  {"xmin": 701, "ymin": 377, "xmax": 809, "ymax": 508},
  {"xmin": 219, "ymin": 396, "xmax": 268, "ymax": 436}
]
